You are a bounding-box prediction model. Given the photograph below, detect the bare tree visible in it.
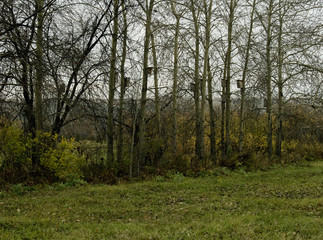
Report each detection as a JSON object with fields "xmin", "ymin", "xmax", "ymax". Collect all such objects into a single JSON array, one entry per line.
[
  {"xmin": 117, "ymin": 0, "xmax": 128, "ymax": 165},
  {"xmin": 170, "ymin": 0, "xmax": 181, "ymax": 155},
  {"xmin": 107, "ymin": 0, "xmax": 119, "ymax": 163},
  {"xmin": 238, "ymin": 0, "xmax": 257, "ymax": 153},
  {"xmin": 136, "ymin": 0, "xmax": 154, "ymax": 176},
  {"xmin": 35, "ymin": 0, "xmax": 45, "ymax": 133},
  {"xmin": 224, "ymin": 0, "xmax": 238, "ymax": 157},
  {"xmin": 49, "ymin": 1, "xmax": 115, "ymax": 134},
  {"xmin": 275, "ymin": 0, "xmax": 284, "ymax": 158},
  {"xmin": 189, "ymin": 0, "xmax": 204, "ymax": 163},
  {"xmin": 150, "ymin": 33, "xmax": 161, "ymax": 137},
  {"xmin": 255, "ymin": 0, "xmax": 274, "ymax": 157},
  {"xmin": 202, "ymin": 0, "xmax": 214, "ymax": 162}
]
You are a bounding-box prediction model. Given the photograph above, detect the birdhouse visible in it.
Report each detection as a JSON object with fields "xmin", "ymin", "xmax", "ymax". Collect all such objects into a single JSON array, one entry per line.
[
  {"xmin": 145, "ymin": 67, "xmax": 153, "ymax": 74},
  {"xmin": 221, "ymin": 79, "xmax": 226, "ymax": 88},
  {"xmin": 190, "ymin": 82, "xmax": 195, "ymax": 92},
  {"xmin": 124, "ymin": 77, "xmax": 130, "ymax": 87},
  {"xmin": 59, "ymin": 83, "xmax": 65, "ymax": 94},
  {"xmin": 264, "ymin": 98, "xmax": 268, "ymax": 108},
  {"xmin": 237, "ymin": 80, "xmax": 243, "ymax": 88},
  {"xmin": 115, "ymin": 71, "xmax": 119, "ymax": 82},
  {"xmin": 221, "ymin": 94, "xmax": 226, "ymax": 102}
]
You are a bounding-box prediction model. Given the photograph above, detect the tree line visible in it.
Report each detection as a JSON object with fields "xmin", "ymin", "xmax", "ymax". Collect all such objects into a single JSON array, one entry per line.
[{"xmin": 0, "ymin": 0, "xmax": 322, "ymax": 182}]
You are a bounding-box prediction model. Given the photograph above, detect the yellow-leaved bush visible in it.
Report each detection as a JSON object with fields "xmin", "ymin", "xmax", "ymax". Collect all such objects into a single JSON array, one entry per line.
[
  {"xmin": 0, "ymin": 124, "xmax": 32, "ymax": 167},
  {"xmin": 38, "ymin": 134, "xmax": 85, "ymax": 181},
  {"xmin": 0, "ymin": 124, "xmax": 85, "ymax": 183}
]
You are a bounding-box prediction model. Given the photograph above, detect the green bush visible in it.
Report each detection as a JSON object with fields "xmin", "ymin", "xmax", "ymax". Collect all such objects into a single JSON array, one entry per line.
[
  {"xmin": 0, "ymin": 124, "xmax": 32, "ymax": 168},
  {"xmin": 39, "ymin": 134, "xmax": 85, "ymax": 181},
  {"xmin": 0, "ymin": 125, "xmax": 32, "ymax": 184},
  {"xmin": 0, "ymin": 125, "xmax": 86, "ymax": 184}
]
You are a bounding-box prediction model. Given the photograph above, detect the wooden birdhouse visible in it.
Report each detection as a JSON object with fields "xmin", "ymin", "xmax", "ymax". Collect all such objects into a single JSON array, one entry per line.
[
  {"xmin": 237, "ymin": 80, "xmax": 243, "ymax": 88},
  {"xmin": 190, "ymin": 82, "xmax": 195, "ymax": 92},
  {"xmin": 145, "ymin": 67, "xmax": 153, "ymax": 74},
  {"xmin": 221, "ymin": 94, "xmax": 226, "ymax": 103},
  {"xmin": 124, "ymin": 77, "xmax": 130, "ymax": 87},
  {"xmin": 115, "ymin": 71, "xmax": 119, "ymax": 82},
  {"xmin": 59, "ymin": 83, "xmax": 65, "ymax": 94},
  {"xmin": 221, "ymin": 79, "xmax": 226, "ymax": 88}
]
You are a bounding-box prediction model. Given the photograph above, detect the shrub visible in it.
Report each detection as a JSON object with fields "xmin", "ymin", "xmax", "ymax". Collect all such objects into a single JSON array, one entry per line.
[
  {"xmin": 39, "ymin": 135, "xmax": 85, "ymax": 181},
  {"xmin": 0, "ymin": 125, "xmax": 32, "ymax": 184},
  {"xmin": 0, "ymin": 124, "xmax": 31, "ymax": 168},
  {"xmin": 297, "ymin": 141, "xmax": 323, "ymax": 161},
  {"xmin": 0, "ymin": 124, "xmax": 86, "ymax": 184}
]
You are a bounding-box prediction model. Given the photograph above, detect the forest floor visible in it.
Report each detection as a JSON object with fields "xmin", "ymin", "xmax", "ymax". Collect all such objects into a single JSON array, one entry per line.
[{"xmin": 0, "ymin": 161, "xmax": 322, "ymax": 239}]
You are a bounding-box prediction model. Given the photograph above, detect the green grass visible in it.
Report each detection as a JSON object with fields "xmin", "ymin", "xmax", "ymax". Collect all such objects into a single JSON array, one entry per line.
[{"xmin": 0, "ymin": 162, "xmax": 322, "ymax": 239}]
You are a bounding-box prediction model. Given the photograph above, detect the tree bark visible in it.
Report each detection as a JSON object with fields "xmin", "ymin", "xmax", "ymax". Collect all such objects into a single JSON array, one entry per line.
[
  {"xmin": 238, "ymin": 0, "xmax": 256, "ymax": 153},
  {"xmin": 276, "ymin": 0, "xmax": 283, "ymax": 158},
  {"xmin": 107, "ymin": 0, "xmax": 119, "ymax": 163},
  {"xmin": 266, "ymin": 0, "xmax": 273, "ymax": 157},
  {"xmin": 136, "ymin": 0, "xmax": 154, "ymax": 176},
  {"xmin": 35, "ymin": 0, "xmax": 45, "ymax": 133},
  {"xmin": 151, "ymin": 33, "xmax": 161, "ymax": 137},
  {"xmin": 170, "ymin": 0, "xmax": 180, "ymax": 155},
  {"xmin": 207, "ymin": 58, "xmax": 216, "ymax": 163},
  {"xmin": 202, "ymin": 0, "xmax": 213, "ymax": 163},
  {"xmin": 190, "ymin": 0, "xmax": 203, "ymax": 163},
  {"xmin": 225, "ymin": 0, "xmax": 235, "ymax": 157},
  {"xmin": 117, "ymin": 0, "xmax": 127, "ymax": 163},
  {"xmin": 221, "ymin": 54, "xmax": 227, "ymax": 159}
]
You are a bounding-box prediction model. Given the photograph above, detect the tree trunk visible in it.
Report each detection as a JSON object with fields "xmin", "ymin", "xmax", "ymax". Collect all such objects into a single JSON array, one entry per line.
[
  {"xmin": 276, "ymin": 0, "xmax": 283, "ymax": 158},
  {"xmin": 221, "ymin": 54, "xmax": 227, "ymax": 160},
  {"xmin": 22, "ymin": 61, "xmax": 36, "ymax": 137},
  {"xmin": 107, "ymin": 0, "xmax": 119, "ymax": 163},
  {"xmin": 238, "ymin": 0, "xmax": 256, "ymax": 153},
  {"xmin": 150, "ymin": 33, "xmax": 161, "ymax": 137},
  {"xmin": 170, "ymin": 0, "xmax": 180, "ymax": 155},
  {"xmin": 190, "ymin": 0, "xmax": 203, "ymax": 163},
  {"xmin": 136, "ymin": 0, "xmax": 154, "ymax": 176},
  {"xmin": 117, "ymin": 0, "xmax": 127, "ymax": 163},
  {"xmin": 207, "ymin": 58, "xmax": 216, "ymax": 164},
  {"xmin": 202, "ymin": 0, "xmax": 213, "ymax": 164},
  {"xmin": 225, "ymin": 0, "xmax": 235, "ymax": 157},
  {"xmin": 129, "ymin": 99, "xmax": 138, "ymax": 178},
  {"xmin": 266, "ymin": 0, "xmax": 273, "ymax": 157},
  {"xmin": 35, "ymin": 0, "xmax": 44, "ymax": 133}
]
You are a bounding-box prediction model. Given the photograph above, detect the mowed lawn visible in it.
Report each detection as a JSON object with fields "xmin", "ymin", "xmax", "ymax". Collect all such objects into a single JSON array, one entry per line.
[{"xmin": 0, "ymin": 162, "xmax": 322, "ymax": 240}]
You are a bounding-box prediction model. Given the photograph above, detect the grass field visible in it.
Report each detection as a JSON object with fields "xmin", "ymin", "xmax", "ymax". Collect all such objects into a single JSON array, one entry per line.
[{"xmin": 0, "ymin": 161, "xmax": 322, "ymax": 239}]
